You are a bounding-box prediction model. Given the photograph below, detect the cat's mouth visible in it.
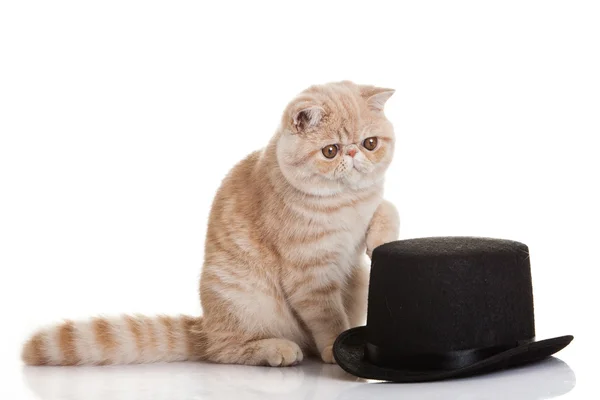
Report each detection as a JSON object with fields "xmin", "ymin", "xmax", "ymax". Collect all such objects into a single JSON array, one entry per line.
[{"xmin": 352, "ymin": 160, "xmax": 371, "ymax": 174}]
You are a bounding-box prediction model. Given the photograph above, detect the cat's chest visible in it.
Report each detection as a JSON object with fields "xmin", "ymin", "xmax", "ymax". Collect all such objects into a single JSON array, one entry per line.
[
  {"xmin": 330, "ymin": 200, "xmax": 378, "ymax": 235},
  {"xmin": 279, "ymin": 195, "xmax": 381, "ymax": 266}
]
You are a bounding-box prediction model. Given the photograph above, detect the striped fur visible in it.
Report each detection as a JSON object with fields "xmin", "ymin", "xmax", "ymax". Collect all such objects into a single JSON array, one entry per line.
[
  {"xmin": 22, "ymin": 81, "xmax": 399, "ymax": 367},
  {"xmin": 22, "ymin": 315, "xmax": 199, "ymax": 366}
]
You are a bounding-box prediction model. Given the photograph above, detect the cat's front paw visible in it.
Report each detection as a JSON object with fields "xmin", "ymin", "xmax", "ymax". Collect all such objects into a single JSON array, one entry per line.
[
  {"xmin": 366, "ymin": 200, "xmax": 399, "ymax": 259},
  {"xmin": 320, "ymin": 345, "xmax": 336, "ymax": 364},
  {"xmin": 366, "ymin": 230, "xmax": 397, "ymax": 259},
  {"xmin": 366, "ymin": 243, "xmax": 376, "ymax": 259}
]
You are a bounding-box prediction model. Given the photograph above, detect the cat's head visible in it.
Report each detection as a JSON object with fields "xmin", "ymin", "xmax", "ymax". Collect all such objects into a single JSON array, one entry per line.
[{"xmin": 276, "ymin": 81, "xmax": 395, "ymax": 195}]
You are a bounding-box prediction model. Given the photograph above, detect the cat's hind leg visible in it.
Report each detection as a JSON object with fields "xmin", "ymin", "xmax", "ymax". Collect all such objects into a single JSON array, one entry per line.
[
  {"xmin": 201, "ymin": 332, "xmax": 303, "ymax": 367},
  {"xmin": 199, "ymin": 264, "xmax": 306, "ymax": 367}
]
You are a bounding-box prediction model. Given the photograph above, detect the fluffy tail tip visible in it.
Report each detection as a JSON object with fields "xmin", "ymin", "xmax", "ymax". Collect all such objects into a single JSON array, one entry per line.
[{"xmin": 22, "ymin": 332, "xmax": 46, "ymax": 366}]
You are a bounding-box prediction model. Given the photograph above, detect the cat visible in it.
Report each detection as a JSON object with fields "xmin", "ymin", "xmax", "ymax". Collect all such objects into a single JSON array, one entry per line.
[{"xmin": 21, "ymin": 81, "xmax": 399, "ymax": 367}]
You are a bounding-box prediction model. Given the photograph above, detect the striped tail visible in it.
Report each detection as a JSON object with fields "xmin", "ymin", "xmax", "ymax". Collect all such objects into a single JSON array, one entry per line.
[{"xmin": 21, "ymin": 314, "xmax": 201, "ymax": 366}]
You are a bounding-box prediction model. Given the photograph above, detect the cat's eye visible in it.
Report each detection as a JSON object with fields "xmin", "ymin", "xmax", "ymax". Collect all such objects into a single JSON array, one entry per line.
[
  {"xmin": 322, "ymin": 144, "xmax": 338, "ymax": 159},
  {"xmin": 363, "ymin": 137, "xmax": 378, "ymax": 151}
]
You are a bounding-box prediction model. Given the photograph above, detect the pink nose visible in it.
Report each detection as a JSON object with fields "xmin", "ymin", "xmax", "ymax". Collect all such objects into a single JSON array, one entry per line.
[{"xmin": 347, "ymin": 148, "xmax": 357, "ymax": 158}]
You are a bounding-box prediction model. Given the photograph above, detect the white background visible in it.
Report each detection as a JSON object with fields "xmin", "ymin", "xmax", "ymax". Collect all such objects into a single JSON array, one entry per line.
[{"xmin": 1, "ymin": 1, "xmax": 598, "ymax": 399}]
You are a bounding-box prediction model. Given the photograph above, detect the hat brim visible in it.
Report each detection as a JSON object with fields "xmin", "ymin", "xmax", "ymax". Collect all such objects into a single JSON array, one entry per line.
[{"xmin": 333, "ymin": 327, "xmax": 573, "ymax": 383}]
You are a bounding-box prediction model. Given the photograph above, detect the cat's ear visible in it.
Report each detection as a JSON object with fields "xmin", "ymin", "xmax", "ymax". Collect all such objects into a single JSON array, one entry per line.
[
  {"xmin": 360, "ymin": 86, "xmax": 395, "ymax": 112},
  {"xmin": 292, "ymin": 105, "xmax": 324, "ymax": 133}
]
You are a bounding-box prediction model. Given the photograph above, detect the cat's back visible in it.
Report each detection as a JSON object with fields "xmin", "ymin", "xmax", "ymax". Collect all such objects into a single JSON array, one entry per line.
[
  {"xmin": 204, "ymin": 149, "xmax": 271, "ymax": 263},
  {"xmin": 207, "ymin": 148, "xmax": 263, "ymax": 221},
  {"xmin": 214, "ymin": 150, "xmax": 262, "ymax": 202}
]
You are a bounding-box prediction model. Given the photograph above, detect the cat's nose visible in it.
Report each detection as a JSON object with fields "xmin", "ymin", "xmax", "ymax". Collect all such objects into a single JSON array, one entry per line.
[{"xmin": 347, "ymin": 148, "xmax": 357, "ymax": 158}]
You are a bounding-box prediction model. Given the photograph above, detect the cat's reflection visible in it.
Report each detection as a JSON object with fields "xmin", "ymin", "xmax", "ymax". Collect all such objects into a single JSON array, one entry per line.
[
  {"xmin": 23, "ymin": 357, "xmax": 574, "ymax": 400},
  {"xmin": 22, "ymin": 359, "xmax": 352, "ymax": 400}
]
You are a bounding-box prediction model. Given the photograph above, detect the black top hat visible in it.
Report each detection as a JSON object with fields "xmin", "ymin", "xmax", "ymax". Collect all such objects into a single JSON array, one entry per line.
[{"xmin": 333, "ymin": 237, "xmax": 573, "ymax": 382}]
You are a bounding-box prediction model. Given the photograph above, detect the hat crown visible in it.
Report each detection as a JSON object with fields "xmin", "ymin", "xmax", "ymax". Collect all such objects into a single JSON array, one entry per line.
[{"xmin": 366, "ymin": 237, "xmax": 535, "ymax": 353}]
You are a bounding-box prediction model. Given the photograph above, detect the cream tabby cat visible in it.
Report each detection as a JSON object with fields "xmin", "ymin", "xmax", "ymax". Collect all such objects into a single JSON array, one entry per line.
[{"xmin": 22, "ymin": 81, "xmax": 399, "ymax": 367}]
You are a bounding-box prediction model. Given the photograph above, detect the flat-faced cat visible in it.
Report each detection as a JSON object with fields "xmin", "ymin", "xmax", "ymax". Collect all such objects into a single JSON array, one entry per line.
[{"xmin": 22, "ymin": 81, "xmax": 399, "ymax": 366}]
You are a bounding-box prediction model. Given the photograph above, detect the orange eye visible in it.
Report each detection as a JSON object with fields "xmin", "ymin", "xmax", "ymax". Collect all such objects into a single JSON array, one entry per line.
[
  {"xmin": 322, "ymin": 144, "xmax": 338, "ymax": 159},
  {"xmin": 363, "ymin": 137, "xmax": 378, "ymax": 151}
]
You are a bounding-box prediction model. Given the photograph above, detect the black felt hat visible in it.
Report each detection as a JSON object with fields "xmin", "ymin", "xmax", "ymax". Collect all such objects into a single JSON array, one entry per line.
[{"xmin": 333, "ymin": 237, "xmax": 573, "ymax": 382}]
